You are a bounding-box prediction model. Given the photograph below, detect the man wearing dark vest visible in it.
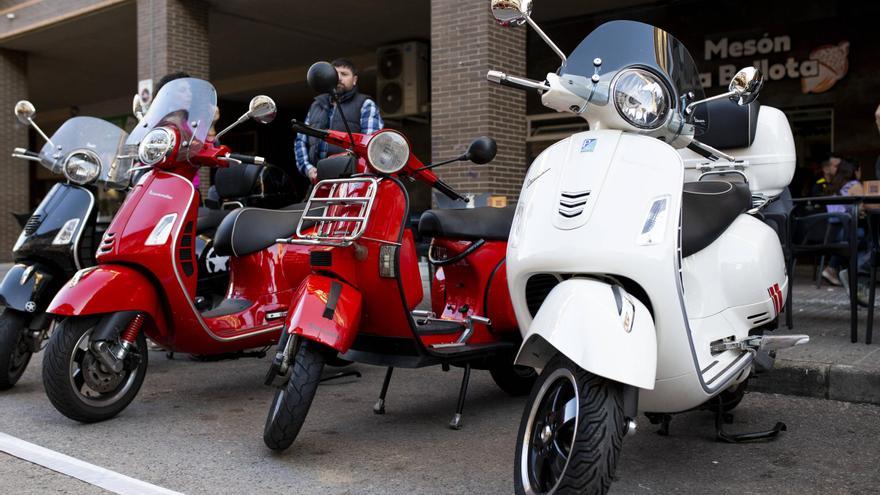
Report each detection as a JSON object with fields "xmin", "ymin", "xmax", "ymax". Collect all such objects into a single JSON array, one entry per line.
[{"xmin": 294, "ymin": 58, "xmax": 384, "ymax": 183}]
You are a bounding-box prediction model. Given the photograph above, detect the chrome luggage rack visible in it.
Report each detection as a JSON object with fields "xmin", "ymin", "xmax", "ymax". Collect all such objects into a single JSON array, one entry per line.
[{"xmin": 277, "ymin": 177, "xmax": 379, "ymax": 247}]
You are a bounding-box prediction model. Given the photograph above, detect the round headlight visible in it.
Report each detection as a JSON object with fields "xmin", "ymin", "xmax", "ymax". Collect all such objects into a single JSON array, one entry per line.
[
  {"xmin": 63, "ymin": 149, "xmax": 101, "ymax": 184},
  {"xmin": 366, "ymin": 130, "xmax": 410, "ymax": 174},
  {"xmin": 612, "ymin": 68, "xmax": 670, "ymax": 130},
  {"xmin": 138, "ymin": 127, "xmax": 176, "ymax": 166}
]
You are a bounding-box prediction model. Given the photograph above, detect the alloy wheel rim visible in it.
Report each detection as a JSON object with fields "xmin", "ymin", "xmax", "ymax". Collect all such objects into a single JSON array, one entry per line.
[
  {"xmin": 68, "ymin": 329, "xmax": 139, "ymax": 407},
  {"xmin": 520, "ymin": 367, "xmax": 579, "ymax": 494},
  {"xmin": 8, "ymin": 332, "xmax": 31, "ymax": 375}
]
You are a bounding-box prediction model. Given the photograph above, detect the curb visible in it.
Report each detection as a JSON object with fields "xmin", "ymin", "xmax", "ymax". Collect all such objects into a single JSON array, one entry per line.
[{"xmin": 750, "ymin": 358, "xmax": 880, "ymax": 405}]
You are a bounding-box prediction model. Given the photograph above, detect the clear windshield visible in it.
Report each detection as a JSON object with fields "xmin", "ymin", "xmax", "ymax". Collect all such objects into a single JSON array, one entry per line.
[
  {"xmin": 125, "ymin": 78, "xmax": 217, "ymax": 161},
  {"xmin": 559, "ymin": 20, "xmax": 707, "ymax": 138},
  {"xmin": 38, "ymin": 116, "xmax": 129, "ymax": 189}
]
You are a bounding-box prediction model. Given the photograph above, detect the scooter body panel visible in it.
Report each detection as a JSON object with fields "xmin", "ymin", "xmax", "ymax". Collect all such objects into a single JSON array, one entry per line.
[
  {"xmin": 286, "ymin": 274, "xmax": 362, "ymax": 353},
  {"xmin": 0, "ymin": 263, "xmax": 56, "ymax": 313},
  {"xmin": 515, "ymin": 278, "xmax": 656, "ymax": 389}
]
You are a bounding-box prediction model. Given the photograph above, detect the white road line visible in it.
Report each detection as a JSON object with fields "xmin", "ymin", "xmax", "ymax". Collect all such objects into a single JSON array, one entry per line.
[{"xmin": 0, "ymin": 432, "xmax": 184, "ymax": 495}]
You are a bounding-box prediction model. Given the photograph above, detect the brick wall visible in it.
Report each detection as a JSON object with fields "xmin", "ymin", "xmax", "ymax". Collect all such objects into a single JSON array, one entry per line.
[
  {"xmin": 430, "ymin": 0, "xmax": 527, "ymax": 202},
  {"xmin": 137, "ymin": 0, "xmax": 211, "ymax": 194},
  {"xmin": 0, "ymin": 49, "xmax": 29, "ymax": 261}
]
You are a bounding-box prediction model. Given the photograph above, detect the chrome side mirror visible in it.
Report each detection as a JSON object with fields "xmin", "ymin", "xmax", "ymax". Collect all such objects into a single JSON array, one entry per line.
[
  {"xmin": 247, "ymin": 95, "xmax": 277, "ymax": 124},
  {"xmin": 14, "ymin": 100, "xmax": 35, "ymax": 125},
  {"xmin": 491, "ymin": 0, "xmax": 533, "ymax": 26},
  {"xmin": 132, "ymin": 94, "xmax": 146, "ymax": 121},
  {"xmin": 215, "ymin": 95, "xmax": 277, "ymax": 141},
  {"xmin": 728, "ymin": 67, "xmax": 763, "ymax": 105}
]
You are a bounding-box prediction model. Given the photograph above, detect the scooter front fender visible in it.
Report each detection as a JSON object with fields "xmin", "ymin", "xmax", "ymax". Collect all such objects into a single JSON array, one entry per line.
[
  {"xmin": 515, "ymin": 278, "xmax": 657, "ymax": 390},
  {"xmin": 286, "ymin": 274, "xmax": 362, "ymax": 353},
  {"xmin": 0, "ymin": 263, "xmax": 56, "ymax": 312},
  {"xmin": 47, "ymin": 265, "xmax": 167, "ymax": 336}
]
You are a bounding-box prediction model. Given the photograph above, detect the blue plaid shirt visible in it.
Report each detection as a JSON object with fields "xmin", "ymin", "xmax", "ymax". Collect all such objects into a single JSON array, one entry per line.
[{"xmin": 294, "ymin": 98, "xmax": 383, "ymax": 177}]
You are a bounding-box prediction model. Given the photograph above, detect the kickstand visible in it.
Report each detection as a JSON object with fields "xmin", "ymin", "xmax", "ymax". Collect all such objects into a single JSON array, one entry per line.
[
  {"xmin": 449, "ymin": 363, "xmax": 471, "ymax": 430},
  {"xmin": 320, "ymin": 370, "xmax": 362, "ymax": 383},
  {"xmin": 714, "ymin": 400, "xmax": 787, "ymax": 443},
  {"xmin": 373, "ymin": 367, "xmax": 394, "ymax": 415}
]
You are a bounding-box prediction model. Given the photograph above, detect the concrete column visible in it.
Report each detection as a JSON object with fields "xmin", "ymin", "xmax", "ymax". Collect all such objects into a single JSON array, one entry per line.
[
  {"xmin": 0, "ymin": 49, "xmax": 29, "ymax": 260},
  {"xmin": 430, "ymin": 0, "xmax": 527, "ymax": 203},
  {"xmin": 137, "ymin": 0, "xmax": 211, "ymax": 193}
]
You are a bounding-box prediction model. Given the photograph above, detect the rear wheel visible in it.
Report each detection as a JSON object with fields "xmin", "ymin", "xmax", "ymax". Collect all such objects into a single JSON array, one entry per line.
[
  {"xmin": 490, "ymin": 360, "xmax": 537, "ymax": 396},
  {"xmin": 514, "ymin": 355, "xmax": 625, "ymax": 495},
  {"xmin": 263, "ymin": 340, "xmax": 326, "ymax": 451},
  {"xmin": 42, "ymin": 317, "xmax": 148, "ymax": 423},
  {"xmin": 707, "ymin": 380, "xmax": 748, "ymax": 413},
  {"xmin": 0, "ymin": 310, "xmax": 30, "ymax": 390}
]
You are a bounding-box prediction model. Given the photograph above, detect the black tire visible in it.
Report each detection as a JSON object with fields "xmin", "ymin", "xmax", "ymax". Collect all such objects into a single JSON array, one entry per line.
[
  {"xmin": 490, "ymin": 360, "xmax": 538, "ymax": 396},
  {"xmin": 263, "ymin": 340, "xmax": 326, "ymax": 451},
  {"xmin": 514, "ymin": 354, "xmax": 625, "ymax": 495},
  {"xmin": 42, "ymin": 317, "xmax": 148, "ymax": 423},
  {"xmin": 707, "ymin": 380, "xmax": 748, "ymax": 413},
  {"xmin": 0, "ymin": 310, "xmax": 31, "ymax": 390}
]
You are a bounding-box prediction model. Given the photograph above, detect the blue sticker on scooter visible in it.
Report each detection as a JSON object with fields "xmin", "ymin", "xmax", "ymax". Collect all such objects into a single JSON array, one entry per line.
[{"xmin": 580, "ymin": 138, "xmax": 597, "ymax": 152}]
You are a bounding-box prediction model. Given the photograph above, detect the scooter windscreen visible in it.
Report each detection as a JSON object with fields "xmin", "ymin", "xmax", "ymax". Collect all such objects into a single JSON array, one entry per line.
[
  {"xmin": 38, "ymin": 116, "xmax": 129, "ymax": 189},
  {"xmin": 559, "ymin": 20, "xmax": 707, "ymax": 140},
  {"xmin": 125, "ymin": 77, "xmax": 218, "ymax": 163}
]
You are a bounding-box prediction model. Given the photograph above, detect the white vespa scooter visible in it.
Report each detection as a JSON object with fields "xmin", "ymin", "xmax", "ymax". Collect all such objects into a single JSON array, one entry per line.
[{"xmin": 488, "ymin": 2, "xmax": 809, "ymax": 494}]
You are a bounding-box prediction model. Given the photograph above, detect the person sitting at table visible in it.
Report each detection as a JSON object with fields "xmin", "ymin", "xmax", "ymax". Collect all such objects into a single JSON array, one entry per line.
[{"xmin": 823, "ymin": 159, "xmax": 862, "ymax": 286}]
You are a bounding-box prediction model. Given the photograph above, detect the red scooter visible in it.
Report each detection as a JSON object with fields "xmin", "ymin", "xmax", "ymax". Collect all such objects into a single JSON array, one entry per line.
[
  {"xmin": 262, "ymin": 62, "xmax": 533, "ymax": 451},
  {"xmin": 40, "ymin": 78, "xmax": 342, "ymax": 423}
]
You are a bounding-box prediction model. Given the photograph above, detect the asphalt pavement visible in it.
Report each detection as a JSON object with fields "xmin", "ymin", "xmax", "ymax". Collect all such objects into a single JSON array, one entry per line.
[{"xmin": 1, "ymin": 351, "xmax": 878, "ymax": 495}]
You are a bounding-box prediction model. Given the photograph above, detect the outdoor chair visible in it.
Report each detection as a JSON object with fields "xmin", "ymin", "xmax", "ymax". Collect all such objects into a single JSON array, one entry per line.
[{"xmin": 786, "ymin": 204, "xmax": 860, "ymax": 342}]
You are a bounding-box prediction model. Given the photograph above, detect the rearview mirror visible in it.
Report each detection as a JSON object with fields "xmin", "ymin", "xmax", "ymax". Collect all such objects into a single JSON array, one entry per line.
[
  {"xmin": 728, "ymin": 67, "xmax": 764, "ymax": 105},
  {"xmin": 307, "ymin": 61, "xmax": 339, "ymax": 95},
  {"xmin": 132, "ymin": 94, "xmax": 145, "ymax": 120},
  {"xmin": 491, "ymin": 0, "xmax": 533, "ymax": 26},
  {"xmin": 465, "ymin": 137, "xmax": 497, "ymax": 164},
  {"xmin": 247, "ymin": 95, "xmax": 277, "ymax": 124},
  {"xmin": 14, "ymin": 100, "xmax": 35, "ymax": 125}
]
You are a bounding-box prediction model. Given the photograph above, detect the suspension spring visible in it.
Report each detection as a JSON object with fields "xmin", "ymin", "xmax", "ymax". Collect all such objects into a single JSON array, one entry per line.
[{"xmin": 120, "ymin": 314, "xmax": 145, "ymax": 345}]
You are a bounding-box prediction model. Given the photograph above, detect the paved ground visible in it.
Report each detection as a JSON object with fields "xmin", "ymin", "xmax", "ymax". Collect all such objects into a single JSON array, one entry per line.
[{"xmin": 1, "ymin": 352, "xmax": 879, "ymax": 495}]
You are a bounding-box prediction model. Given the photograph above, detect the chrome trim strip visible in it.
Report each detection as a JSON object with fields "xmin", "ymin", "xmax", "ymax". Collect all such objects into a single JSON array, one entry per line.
[{"xmin": 70, "ymin": 185, "xmax": 96, "ymax": 271}]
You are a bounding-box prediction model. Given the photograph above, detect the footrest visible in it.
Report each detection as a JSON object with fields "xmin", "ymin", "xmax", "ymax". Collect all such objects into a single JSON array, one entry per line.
[
  {"xmin": 427, "ymin": 341, "xmax": 515, "ymax": 359},
  {"xmin": 414, "ymin": 318, "xmax": 465, "ymax": 335}
]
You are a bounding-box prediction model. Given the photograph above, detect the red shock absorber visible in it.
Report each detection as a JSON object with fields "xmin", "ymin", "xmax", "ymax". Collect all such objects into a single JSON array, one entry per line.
[{"xmin": 120, "ymin": 314, "xmax": 145, "ymax": 345}]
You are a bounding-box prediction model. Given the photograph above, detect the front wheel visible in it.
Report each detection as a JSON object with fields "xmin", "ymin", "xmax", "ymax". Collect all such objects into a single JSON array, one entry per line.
[
  {"xmin": 42, "ymin": 317, "xmax": 148, "ymax": 423},
  {"xmin": 263, "ymin": 340, "xmax": 326, "ymax": 451},
  {"xmin": 514, "ymin": 355, "xmax": 625, "ymax": 495},
  {"xmin": 0, "ymin": 309, "xmax": 31, "ymax": 390},
  {"xmin": 490, "ymin": 360, "xmax": 537, "ymax": 396}
]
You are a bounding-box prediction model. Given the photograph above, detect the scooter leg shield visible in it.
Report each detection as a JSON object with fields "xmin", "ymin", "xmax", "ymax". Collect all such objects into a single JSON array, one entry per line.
[
  {"xmin": 46, "ymin": 265, "xmax": 167, "ymax": 336},
  {"xmin": 515, "ymin": 278, "xmax": 657, "ymax": 390},
  {"xmin": 285, "ymin": 274, "xmax": 362, "ymax": 354}
]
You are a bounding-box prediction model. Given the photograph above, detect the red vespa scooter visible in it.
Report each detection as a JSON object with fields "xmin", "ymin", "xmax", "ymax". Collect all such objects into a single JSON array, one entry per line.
[
  {"xmin": 262, "ymin": 62, "xmax": 533, "ymax": 451},
  {"xmin": 40, "ymin": 78, "xmax": 341, "ymax": 423}
]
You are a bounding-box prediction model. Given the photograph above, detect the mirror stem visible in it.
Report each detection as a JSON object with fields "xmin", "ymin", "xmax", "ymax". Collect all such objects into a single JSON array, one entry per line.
[
  {"xmin": 412, "ymin": 155, "xmax": 466, "ymax": 172},
  {"xmin": 28, "ymin": 118, "xmax": 55, "ymax": 148},
  {"xmin": 526, "ymin": 16, "xmax": 566, "ymax": 63},
  {"xmin": 685, "ymin": 91, "xmax": 735, "ymax": 115},
  {"xmin": 215, "ymin": 113, "xmax": 249, "ymax": 141},
  {"xmin": 331, "ymin": 91, "xmax": 358, "ymax": 150}
]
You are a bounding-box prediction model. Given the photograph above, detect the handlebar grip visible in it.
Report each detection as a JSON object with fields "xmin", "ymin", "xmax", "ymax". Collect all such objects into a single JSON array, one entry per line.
[
  {"xmin": 486, "ymin": 70, "xmax": 549, "ymax": 92},
  {"xmin": 434, "ymin": 178, "xmax": 468, "ymax": 203},
  {"xmin": 291, "ymin": 119, "xmax": 329, "ymax": 140},
  {"xmin": 12, "ymin": 148, "xmax": 39, "ymax": 158},
  {"xmin": 228, "ymin": 153, "xmax": 265, "ymax": 165}
]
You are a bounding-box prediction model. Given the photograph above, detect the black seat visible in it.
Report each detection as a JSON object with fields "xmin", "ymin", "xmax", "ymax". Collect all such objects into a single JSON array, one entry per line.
[
  {"xmin": 418, "ymin": 207, "xmax": 515, "ymax": 241},
  {"xmin": 681, "ymin": 181, "xmax": 751, "ymax": 257},
  {"xmin": 196, "ymin": 207, "xmax": 231, "ymax": 234},
  {"xmin": 214, "ymin": 203, "xmax": 307, "ymax": 257},
  {"xmin": 694, "ymin": 99, "xmax": 760, "ymax": 150}
]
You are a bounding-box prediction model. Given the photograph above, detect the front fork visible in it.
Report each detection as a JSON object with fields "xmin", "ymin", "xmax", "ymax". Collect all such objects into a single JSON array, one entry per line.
[
  {"xmin": 91, "ymin": 313, "xmax": 145, "ymax": 374},
  {"xmin": 265, "ymin": 330, "xmax": 298, "ymax": 386}
]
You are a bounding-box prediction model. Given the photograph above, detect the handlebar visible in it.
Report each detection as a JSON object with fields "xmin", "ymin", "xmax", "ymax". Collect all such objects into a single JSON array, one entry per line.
[
  {"xmin": 227, "ymin": 153, "xmax": 265, "ymax": 165},
  {"xmin": 11, "ymin": 148, "xmax": 41, "ymax": 162},
  {"xmin": 486, "ymin": 71, "xmax": 551, "ymax": 92},
  {"xmin": 291, "ymin": 119, "xmax": 329, "ymax": 140},
  {"xmin": 434, "ymin": 178, "xmax": 469, "ymax": 203}
]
